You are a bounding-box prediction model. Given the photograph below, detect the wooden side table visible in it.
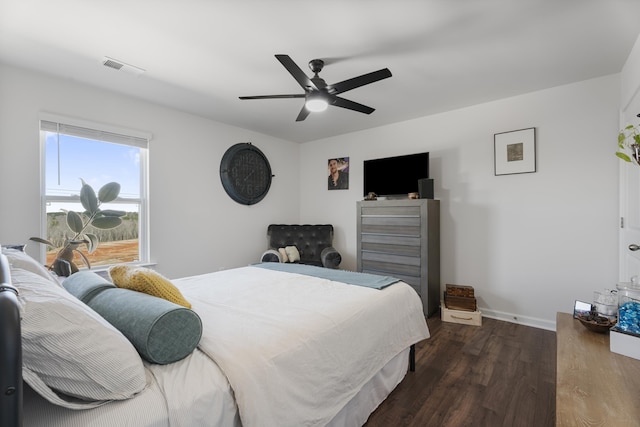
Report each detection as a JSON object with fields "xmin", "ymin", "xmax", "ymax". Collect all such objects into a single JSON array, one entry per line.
[{"xmin": 556, "ymin": 312, "xmax": 640, "ymax": 426}]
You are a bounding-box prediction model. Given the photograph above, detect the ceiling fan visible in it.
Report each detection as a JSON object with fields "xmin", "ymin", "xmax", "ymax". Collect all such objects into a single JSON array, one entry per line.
[{"xmin": 239, "ymin": 54, "xmax": 392, "ymax": 121}]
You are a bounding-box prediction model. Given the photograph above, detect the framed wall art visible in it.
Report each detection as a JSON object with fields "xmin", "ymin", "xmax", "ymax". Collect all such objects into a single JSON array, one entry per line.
[
  {"xmin": 494, "ymin": 127, "xmax": 536, "ymax": 176},
  {"xmin": 328, "ymin": 157, "xmax": 349, "ymax": 190}
]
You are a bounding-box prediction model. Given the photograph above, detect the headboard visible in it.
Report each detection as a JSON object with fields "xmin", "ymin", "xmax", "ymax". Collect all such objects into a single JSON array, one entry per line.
[{"xmin": 0, "ymin": 252, "xmax": 22, "ymax": 427}]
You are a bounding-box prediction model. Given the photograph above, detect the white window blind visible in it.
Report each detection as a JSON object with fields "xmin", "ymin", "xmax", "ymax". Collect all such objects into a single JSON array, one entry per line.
[{"xmin": 40, "ymin": 120, "xmax": 149, "ymax": 148}]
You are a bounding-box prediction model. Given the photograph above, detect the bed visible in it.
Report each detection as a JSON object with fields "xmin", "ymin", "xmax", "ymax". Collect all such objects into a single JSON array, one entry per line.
[{"xmin": 0, "ymin": 247, "xmax": 430, "ymax": 427}]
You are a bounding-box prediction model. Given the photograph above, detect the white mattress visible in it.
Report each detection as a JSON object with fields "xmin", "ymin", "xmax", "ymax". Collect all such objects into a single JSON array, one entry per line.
[{"xmin": 23, "ymin": 265, "xmax": 429, "ymax": 427}]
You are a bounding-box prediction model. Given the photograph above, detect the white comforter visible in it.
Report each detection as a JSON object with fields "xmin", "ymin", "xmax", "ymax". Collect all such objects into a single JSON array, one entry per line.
[{"xmin": 175, "ymin": 265, "xmax": 429, "ymax": 427}]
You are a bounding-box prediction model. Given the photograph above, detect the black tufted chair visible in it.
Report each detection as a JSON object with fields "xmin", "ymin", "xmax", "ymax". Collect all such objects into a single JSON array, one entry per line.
[{"xmin": 260, "ymin": 224, "xmax": 342, "ymax": 269}]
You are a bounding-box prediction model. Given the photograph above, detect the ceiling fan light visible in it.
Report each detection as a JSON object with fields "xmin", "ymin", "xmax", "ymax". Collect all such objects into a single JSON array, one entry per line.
[{"xmin": 305, "ymin": 96, "xmax": 328, "ymax": 112}]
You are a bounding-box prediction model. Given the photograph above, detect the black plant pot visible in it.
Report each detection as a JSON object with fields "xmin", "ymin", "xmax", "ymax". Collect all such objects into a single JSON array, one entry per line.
[{"xmin": 52, "ymin": 259, "xmax": 72, "ymax": 277}]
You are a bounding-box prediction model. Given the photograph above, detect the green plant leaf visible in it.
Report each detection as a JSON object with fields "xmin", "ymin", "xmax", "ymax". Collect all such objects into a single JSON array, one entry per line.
[
  {"xmin": 91, "ymin": 216, "xmax": 122, "ymax": 229},
  {"xmin": 29, "ymin": 236, "xmax": 55, "ymax": 247},
  {"xmin": 98, "ymin": 182, "xmax": 121, "ymax": 203},
  {"xmin": 625, "ymin": 125, "xmax": 635, "ymax": 130},
  {"xmin": 80, "ymin": 183, "xmax": 99, "ymax": 214},
  {"xmin": 66, "ymin": 210, "xmax": 85, "ymax": 233},
  {"xmin": 84, "ymin": 233, "xmax": 99, "ymax": 253},
  {"xmin": 100, "ymin": 209, "xmax": 127, "ymax": 217},
  {"xmin": 619, "ymin": 133, "xmax": 626, "ymax": 145},
  {"xmin": 616, "ymin": 152, "xmax": 632, "ymax": 162},
  {"xmin": 66, "ymin": 240, "xmax": 86, "ymax": 250}
]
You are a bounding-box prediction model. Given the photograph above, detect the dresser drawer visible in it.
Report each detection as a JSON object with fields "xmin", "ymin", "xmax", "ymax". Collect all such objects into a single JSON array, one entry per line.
[
  {"xmin": 361, "ymin": 251, "xmax": 420, "ymax": 266},
  {"xmin": 360, "ymin": 206, "xmax": 421, "ymax": 216},
  {"xmin": 360, "ymin": 223, "xmax": 421, "ymax": 236},
  {"xmin": 361, "ymin": 215, "xmax": 421, "ymax": 226},
  {"xmin": 361, "ymin": 241, "xmax": 421, "ymax": 257},
  {"xmin": 361, "ymin": 259, "xmax": 421, "ymax": 277},
  {"xmin": 362, "ymin": 269, "xmax": 421, "ymax": 292}
]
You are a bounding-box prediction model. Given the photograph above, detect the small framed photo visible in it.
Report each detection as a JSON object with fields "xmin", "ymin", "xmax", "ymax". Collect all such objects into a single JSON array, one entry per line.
[
  {"xmin": 573, "ymin": 300, "xmax": 593, "ymax": 318},
  {"xmin": 328, "ymin": 157, "xmax": 349, "ymax": 190},
  {"xmin": 494, "ymin": 127, "xmax": 536, "ymax": 176}
]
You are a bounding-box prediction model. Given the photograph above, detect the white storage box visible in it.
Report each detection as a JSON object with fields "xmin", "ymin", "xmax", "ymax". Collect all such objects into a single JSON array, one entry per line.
[
  {"xmin": 610, "ymin": 328, "xmax": 640, "ymax": 361},
  {"xmin": 441, "ymin": 306, "xmax": 482, "ymax": 326}
]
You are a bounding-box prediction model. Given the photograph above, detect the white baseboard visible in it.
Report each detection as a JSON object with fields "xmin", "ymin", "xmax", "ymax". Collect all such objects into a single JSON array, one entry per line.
[{"xmin": 479, "ymin": 307, "xmax": 556, "ymax": 331}]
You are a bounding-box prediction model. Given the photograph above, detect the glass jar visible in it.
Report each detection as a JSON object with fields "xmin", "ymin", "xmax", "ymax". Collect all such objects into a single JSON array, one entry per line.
[
  {"xmin": 616, "ymin": 282, "xmax": 640, "ymax": 336},
  {"xmin": 594, "ymin": 289, "xmax": 617, "ymax": 320}
]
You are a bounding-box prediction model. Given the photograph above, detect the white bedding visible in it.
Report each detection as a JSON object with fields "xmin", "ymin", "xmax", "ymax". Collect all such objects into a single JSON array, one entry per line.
[
  {"xmin": 23, "ymin": 265, "xmax": 429, "ymax": 427},
  {"xmin": 175, "ymin": 265, "xmax": 429, "ymax": 427},
  {"xmin": 23, "ymin": 348, "xmax": 240, "ymax": 427}
]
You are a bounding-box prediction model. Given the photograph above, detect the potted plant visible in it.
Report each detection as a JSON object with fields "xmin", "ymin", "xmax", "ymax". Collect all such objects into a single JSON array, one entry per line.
[
  {"xmin": 30, "ymin": 179, "xmax": 125, "ymax": 276},
  {"xmin": 616, "ymin": 124, "xmax": 640, "ymax": 165}
]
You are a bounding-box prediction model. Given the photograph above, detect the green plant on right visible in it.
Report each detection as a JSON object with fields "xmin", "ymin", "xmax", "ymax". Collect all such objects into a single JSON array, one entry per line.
[
  {"xmin": 616, "ymin": 124, "xmax": 640, "ymax": 165},
  {"xmin": 30, "ymin": 179, "xmax": 125, "ymax": 276}
]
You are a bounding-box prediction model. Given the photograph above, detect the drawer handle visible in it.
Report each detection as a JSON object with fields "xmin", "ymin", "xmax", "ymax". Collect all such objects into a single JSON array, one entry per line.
[{"xmin": 451, "ymin": 315, "xmax": 473, "ymax": 321}]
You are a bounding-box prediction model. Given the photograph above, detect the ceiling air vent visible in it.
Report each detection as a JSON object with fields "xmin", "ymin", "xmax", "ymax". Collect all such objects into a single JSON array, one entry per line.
[{"xmin": 102, "ymin": 56, "xmax": 145, "ymax": 76}]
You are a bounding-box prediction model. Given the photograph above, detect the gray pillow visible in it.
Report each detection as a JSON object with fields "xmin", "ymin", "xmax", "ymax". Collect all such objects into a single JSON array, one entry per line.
[
  {"xmin": 321, "ymin": 247, "xmax": 342, "ymax": 269},
  {"xmin": 12, "ymin": 268, "xmax": 147, "ymax": 408},
  {"xmin": 2, "ymin": 247, "xmax": 59, "ymax": 285},
  {"xmin": 64, "ymin": 272, "xmax": 202, "ymax": 365},
  {"xmin": 260, "ymin": 249, "xmax": 282, "ymax": 263}
]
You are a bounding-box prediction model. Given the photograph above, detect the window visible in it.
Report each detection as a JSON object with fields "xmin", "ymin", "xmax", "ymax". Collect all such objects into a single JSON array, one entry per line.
[{"xmin": 39, "ymin": 114, "xmax": 150, "ymax": 269}]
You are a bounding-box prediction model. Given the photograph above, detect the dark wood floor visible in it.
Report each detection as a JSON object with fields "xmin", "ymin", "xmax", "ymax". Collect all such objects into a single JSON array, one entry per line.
[{"xmin": 365, "ymin": 314, "xmax": 556, "ymax": 427}]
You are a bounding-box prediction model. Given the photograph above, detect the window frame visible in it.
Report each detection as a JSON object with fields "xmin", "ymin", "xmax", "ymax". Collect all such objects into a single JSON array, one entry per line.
[{"xmin": 38, "ymin": 113, "xmax": 151, "ymax": 268}]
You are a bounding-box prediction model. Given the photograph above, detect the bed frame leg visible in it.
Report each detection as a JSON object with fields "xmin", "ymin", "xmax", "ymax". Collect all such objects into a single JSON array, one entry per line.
[{"xmin": 409, "ymin": 344, "xmax": 415, "ymax": 372}]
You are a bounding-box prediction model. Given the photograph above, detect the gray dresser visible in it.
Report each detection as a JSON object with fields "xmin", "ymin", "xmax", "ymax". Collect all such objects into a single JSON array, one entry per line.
[{"xmin": 356, "ymin": 199, "xmax": 440, "ymax": 317}]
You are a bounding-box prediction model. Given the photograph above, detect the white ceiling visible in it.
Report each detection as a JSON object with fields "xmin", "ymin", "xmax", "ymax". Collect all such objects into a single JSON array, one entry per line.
[{"xmin": 2, "ymin": 0, "xmax": 640, "ymax": 143}]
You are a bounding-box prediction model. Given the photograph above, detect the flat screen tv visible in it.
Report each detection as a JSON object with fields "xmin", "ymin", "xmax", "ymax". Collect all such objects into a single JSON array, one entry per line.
[{"xmin": 363, "ymin": 152, "xmax": 429, "ymax": 197}]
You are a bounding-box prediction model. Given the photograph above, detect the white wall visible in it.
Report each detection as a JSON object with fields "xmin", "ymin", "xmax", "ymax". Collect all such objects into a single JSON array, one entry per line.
[
  {"xmin": 0, "ymin": 64, "xmax": 301, "ymax": 279},
  {"xmin": 300, "ymin": 74, "xmax": 621, "ymax": 330},
  {"xmin": 0, "ymin": 62, "xmax": 623, "ymax": 330}
]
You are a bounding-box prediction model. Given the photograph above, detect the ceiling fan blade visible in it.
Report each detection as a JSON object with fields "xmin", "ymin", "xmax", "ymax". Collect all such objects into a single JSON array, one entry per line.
[
  {"xmin": 239, "ymin": 94, "xmax": 305, "ymax": 100},
  {"xmin": 331, "ymin": 96, "xmax": 375, "ymax": 114},
  {"xmin": 275, "ymin": 54, "xmax": 318, "ymax": 91},
  {"xmin": 296, "ymin": 105, "xmax": 311, "ymax": 122},
  {"xmin": 327, "ymin": 68, "xmax": 392, "ymax": 95}
]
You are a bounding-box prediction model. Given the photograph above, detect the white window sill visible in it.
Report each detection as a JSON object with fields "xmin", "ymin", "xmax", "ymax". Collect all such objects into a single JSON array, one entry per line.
[{"xmin": 59, "ymin": 262, "xmax": 157, "ymax": 281}]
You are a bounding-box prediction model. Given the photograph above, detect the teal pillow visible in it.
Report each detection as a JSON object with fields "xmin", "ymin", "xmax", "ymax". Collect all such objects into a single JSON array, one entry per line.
[
  {"xmin": 64, "ymin": 272, "xmax": 202, "ymax": 365},
  {"xmin": 63, "ymin": 271, "xmax": 116, "ymax": 302}
]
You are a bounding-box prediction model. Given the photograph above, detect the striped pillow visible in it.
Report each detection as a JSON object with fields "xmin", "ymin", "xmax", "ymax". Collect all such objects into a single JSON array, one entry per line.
[
  {"xmin": 12, "ymin": 268, "xmax": 147, "ymax": 408},
  {"xmin": 2, "ymin": 247, "xmax": 59, "ymax": 286}
]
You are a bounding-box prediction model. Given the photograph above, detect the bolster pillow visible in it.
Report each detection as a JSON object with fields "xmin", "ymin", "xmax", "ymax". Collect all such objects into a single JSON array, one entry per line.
[
  {"xmin": 260, "ymin": 249, "xmax": 282, "ymax": 263},
  {"xmin": 321, "ymin": 247, "xmax": 342, "ymax": 269},
  {"xmin": 63, "ymin": 271, "xmax": 116, "ymax": 302},
  {"xmin": 64, "ymin": 272, "xmax": 202, "ymax": 365}
]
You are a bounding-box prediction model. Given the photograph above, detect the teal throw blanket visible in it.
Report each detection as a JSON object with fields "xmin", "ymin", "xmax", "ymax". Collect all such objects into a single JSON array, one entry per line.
[{"xmin": 254, "ymin": 262, "xmax": 400, "ymax": 289}]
